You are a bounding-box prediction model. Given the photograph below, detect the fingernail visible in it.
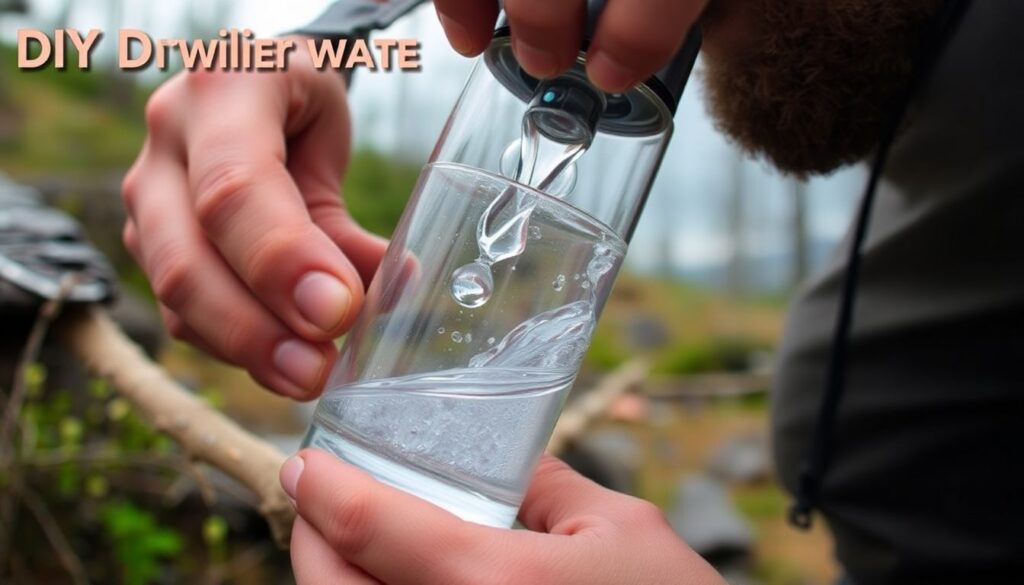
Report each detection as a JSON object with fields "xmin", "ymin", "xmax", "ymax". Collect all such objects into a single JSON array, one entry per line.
[
  {"xmin": 513, "ymin": 38, "xmax": 558, "ymax": 78},
  {"xmin": 438, "ymin": 14, "xmax": 474, "ymax": 56},
  {"xmin": 294, "ymin": 272, "xmax": 351, "ymax": 333},
  {"xmin": 588, "ymin": 51, "xmax": 635, "ymax": 92},
  {"xmin": 273, "ymin": 340, "xmax": 326, "ymax": 392},
  {"xmin": 280, "ymin": 455, "xmax": 304, "ymax": 500}
]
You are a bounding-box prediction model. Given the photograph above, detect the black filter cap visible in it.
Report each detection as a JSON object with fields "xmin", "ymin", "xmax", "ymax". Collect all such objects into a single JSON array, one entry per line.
[{"xmin": 485, "ymin": 0, "xmax": 701, "ymax": 136}]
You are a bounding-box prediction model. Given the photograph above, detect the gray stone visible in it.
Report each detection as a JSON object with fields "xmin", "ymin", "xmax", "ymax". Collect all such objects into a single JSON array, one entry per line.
[
  {"xmin": 562, "ymin": 429, "xmax": 642, "ymax": 494},
  {"xmin": 669, "ymin": 474, "xmax": 754, "ymax": 560},
  {"xmin": 708, "ymin": 432, "xmax": 771, "ymax": 484}
]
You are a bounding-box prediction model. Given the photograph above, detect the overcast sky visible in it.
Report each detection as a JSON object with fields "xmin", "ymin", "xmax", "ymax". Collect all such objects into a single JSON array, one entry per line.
[{"xmin": 5, "ymin": 0, "xmax": 863, "ymax": 277}]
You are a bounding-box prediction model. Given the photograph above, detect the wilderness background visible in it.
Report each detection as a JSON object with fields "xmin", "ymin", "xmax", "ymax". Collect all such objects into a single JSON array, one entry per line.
[{"xmin": 0, "ymin": 1, "xmax": 866, "ymax": 583}]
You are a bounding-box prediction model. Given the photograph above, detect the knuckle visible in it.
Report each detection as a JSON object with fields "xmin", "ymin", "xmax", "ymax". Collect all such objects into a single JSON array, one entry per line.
[
  {"xmin": 600, "ymin": 24, "xmax": 676, "ymax": 63},
  {"xmin": 121, "ymin": 222, "xmax": 137, "ymax": 253},
  {"xmin": 162, "ymin": 313, "xmax": 188, "ymax": 340},
  {"xmin": 144, "ymin": 88, "xmax": 175, "ymax": 134},
  {"xmin": 321, "ymin": 490, "xmax": 375, "ymax": 556},
  {"xmin": 183, "ymin": 67, "xmax": 223, "ymax": 91},
  {"xmin": 244, "ymin": 225, "xmax": 315, "ymax": 287},
  {"xmin": 192, "ymin": 161, "xmax": 261, "ymax": 232},
  {"xmin": 505, "ymin": 3, "xmax": 563, "ymax": 31},
  {"xmin": 149, "ymin": 246, "xmax": 196, "ymax": 312},
  {"xmin": 120, "ymin": 168, "xmax": 142, "ymax": 214},
  {"xmin": 623, "ymin": 498, "xmax": 668, "ymax": 529},
  {"xmin": 215, "ymin": 315, "xmax": 253, "ymax": 361}
]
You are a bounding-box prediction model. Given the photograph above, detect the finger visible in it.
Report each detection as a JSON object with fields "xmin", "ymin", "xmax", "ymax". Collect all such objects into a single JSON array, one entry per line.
[
  {"xmin": 586, "ymin": 0, "xmax": 706, "ymax": 92},
  {"xmin": 504, "ymin": 0, "xmax": 586, "ymax": 78},
  {"xmin": 284, "ymin": 449, "xmax": 539, "ymax": 585},
  {"xmin": 157, "ymin": 304, "xmax": 233, "ymax": 362},
  {"xmin": 518, "ymin": 454, "xmax": 626, "ymax": 534},
  {"xmin": 291, "ymin": 517, "xmax": 382, "ymax": 585},
  {"xmin": 122, "ymin": 220, "xmax": 141, "ymax": 265},
  {"xmin": 283, "ymin": 87, "xmax": 389, "ymax": 286},
  {"xmin": 184, "ymin": 72, "xmax": 365, "ymax": 343},
  {"xmin": 128, "ymin": 153, "xmax": 334, "ymax": 399},
  {"xmin": 433, "ymin": 0, "xmax": 499, "ymax": 56}
]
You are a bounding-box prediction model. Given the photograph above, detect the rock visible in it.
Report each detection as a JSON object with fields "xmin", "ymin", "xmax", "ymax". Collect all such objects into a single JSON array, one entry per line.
[
  {"xmin": 561, "ymin": 429, "xmax": 642, "ymax": 494},
  {"xmin": 669, "ymin": 474, "xmax": 754, "ymax": 561},
  {"xmin": 707, "ymin": 432, "xmax": 771, "ymax": 484}
]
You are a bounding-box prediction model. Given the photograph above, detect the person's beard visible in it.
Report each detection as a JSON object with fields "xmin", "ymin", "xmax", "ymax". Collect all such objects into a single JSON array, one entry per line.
[{"xmin": 700, "ymin": 0, "xmax": 940, "ymax": 176}]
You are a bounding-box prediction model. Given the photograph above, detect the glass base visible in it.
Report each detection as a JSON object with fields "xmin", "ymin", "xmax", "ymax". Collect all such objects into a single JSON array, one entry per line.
[{"xmin": 303, "ymin": 423, "xmax": 519, "ymax": 528}]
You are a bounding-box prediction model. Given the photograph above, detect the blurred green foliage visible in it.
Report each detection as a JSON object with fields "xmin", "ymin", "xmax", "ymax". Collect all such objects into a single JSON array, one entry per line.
[
  {"xmin": 583, "ymin": 331, "xmax": 628, "ymax": 371},
  {"xmin": 0, "ymin": 44, "xmax": 148, "ymax": 174},
  {"xmin": 653, "ymin": 336, "xmax": 768, "ymax": 375},
  {"xmin": 7, "ymin": 363, "xmax": 231, "ymax": 582},
  {"xmin": 100, "ymin": 502, "xmax": 184, "ymax": 585},
  {"xmin": 343, "ymin": 149, "xmax": 420, "ymax": 237}
]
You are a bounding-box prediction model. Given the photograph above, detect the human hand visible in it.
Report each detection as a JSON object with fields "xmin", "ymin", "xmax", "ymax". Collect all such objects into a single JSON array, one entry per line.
[
  {"xmin": 122, "ymin": 40, "xmax": 388, "ymax": 399},
  {"xmin": 432, "ymin": 0, "xmax": 708, "ymax": 93},
  {"xmin": 280, "ymin": 449, "xmax": 727, "ymax": 585}
]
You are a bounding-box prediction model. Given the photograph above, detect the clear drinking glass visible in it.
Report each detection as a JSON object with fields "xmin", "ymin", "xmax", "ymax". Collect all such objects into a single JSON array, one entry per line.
[
  {"xmin": 303, "ymin": 162, "xmax": 626, "ymax": 527},
  {"xmin": 299, "ymin": 14, "xmax": 698, "ymax": 525}
]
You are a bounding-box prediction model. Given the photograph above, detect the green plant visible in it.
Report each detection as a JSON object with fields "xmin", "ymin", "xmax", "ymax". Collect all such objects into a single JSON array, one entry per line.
[
  {"xmin": 3, "ymin": 363, "xmax": 214, "ymax": 582},
  {"xmin": 654, "ymin": 336, "xmax": 767, "ymax": 375},
  {"xmin": 584, "ymin": 331, "xmax": 629, "ymax": 371},
  {"xmin": 343, "ymin": 149, "xmax": 421, "ymax": 237},
  {"xmin": 100, "ymin": 502, "xmax": 183, "ymax": 585}
]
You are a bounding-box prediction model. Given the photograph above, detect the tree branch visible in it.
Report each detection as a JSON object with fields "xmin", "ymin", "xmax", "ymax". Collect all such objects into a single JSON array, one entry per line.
[
  {"xmin": 0, "ymin": 275, "xmax": 78, "ymax": 464},
  {"xmin": 55, "ymin": 306, "xmax": 295, "ymax": 548},
  {"xmin": 16, "ymin": 481, "xmax": 89, "ymax": 585}
]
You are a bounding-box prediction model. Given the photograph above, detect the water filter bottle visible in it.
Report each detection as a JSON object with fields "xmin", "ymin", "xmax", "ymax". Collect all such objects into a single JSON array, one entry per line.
[{"xmin": 303, "ymin": 5, "xmax": 701, "ymax": 527}]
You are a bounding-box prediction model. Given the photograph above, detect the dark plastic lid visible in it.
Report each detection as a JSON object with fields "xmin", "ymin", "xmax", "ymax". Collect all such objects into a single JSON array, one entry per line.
[{"xmin": 487, "ymin": 1, "xmax": 701, "ymax": 135}]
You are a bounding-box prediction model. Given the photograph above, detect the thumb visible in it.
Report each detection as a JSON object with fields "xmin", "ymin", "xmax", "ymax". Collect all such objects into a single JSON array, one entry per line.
[{"xmin": 518, "ymin": 454, "xmax": 632, "ymax": 534}]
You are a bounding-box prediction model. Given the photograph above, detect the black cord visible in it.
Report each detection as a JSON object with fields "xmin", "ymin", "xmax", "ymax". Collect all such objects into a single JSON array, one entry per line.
[{"xmin": 788, "ymin": 0, "xmax": 974, "ymax": 530}]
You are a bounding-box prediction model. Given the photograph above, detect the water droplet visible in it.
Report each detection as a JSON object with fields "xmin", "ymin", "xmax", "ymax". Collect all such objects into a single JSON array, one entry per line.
[
  {"xmin": 437, "ymin": 327, "xmax": 445, "ymax": 335},
  {"xmin": 450, "ymin": 261, "xmax": 494, "ymax": 308},
  {"xmin": 451, "ymin": 331, "xmax": 463, "ymax": 343},
  {"xmin": 552, "ymin": 274, "xmax": 565, "ymax": 291}
]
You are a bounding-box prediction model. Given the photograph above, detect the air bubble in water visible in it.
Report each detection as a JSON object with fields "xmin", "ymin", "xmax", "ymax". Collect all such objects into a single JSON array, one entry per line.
[
  {"xmin": 464, "ymin": 332, "xmax": 473, "ymax": 343},
  {"xmin": 450, "ymin": 261, "xmax": 494, "ymax": 308},
  {"xmin": 552, "ymin": 274, "xmax": 565, "ymax": 291},
  {"xmin": 487, "ymin": 337, "xmax": 496, "ymax": 345},
  {"xmin": 437, "ymin": 327, "xmax": 445, "ymax": 335},
  {"xmin": 451, "ymin": 331, "xmax": 463, "ymax": 343},
  {"xmin": 581, "ymin": 280, "xmax": 591, "ymax": 290},
  {"xmin": 530, "ymin": 226, "xmax": 542, "ymax": 240}
]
